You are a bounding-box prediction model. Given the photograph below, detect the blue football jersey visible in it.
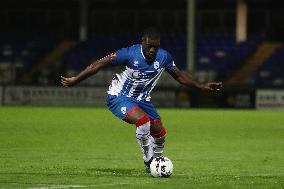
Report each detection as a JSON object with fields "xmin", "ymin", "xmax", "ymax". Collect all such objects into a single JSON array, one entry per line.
[{"xmin": 107, "ymin": 44, "xmax": 176, "ymax": 101}]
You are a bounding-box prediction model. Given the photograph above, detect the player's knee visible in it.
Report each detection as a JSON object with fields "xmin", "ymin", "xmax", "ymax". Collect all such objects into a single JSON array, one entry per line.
[
  {"xmin": 135, "ymin": 114, "xmax": 151, "ymax": 127},
  {"xmin": 151, "ymin": 127, "xmax": 166, "ymax": 138},
  {"xmin": 150, "ymin": 121, "xmax": 166, "ymax": 138}
]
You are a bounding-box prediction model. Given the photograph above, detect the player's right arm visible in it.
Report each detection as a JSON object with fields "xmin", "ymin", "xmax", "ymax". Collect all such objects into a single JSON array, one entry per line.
[
  {"xmin": 61, "ymin": 46, "xmax": 130, "ymax": 87},
  {"xmin": 60, "ymin": 54, "xmax": 115, "ymax": 87}
]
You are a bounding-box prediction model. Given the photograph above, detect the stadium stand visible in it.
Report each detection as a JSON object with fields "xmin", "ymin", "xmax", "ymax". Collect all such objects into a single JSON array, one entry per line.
[
  {"xmin": 0, "ymin": 33, "xmax": 60, "ymax": 84},
  {"xmin": 63, "ymin": 34, "xmax": 261, "ymax": 71},
  {"xmin": 226, "ymin": 41, "xmax": 282, "ymax": 85},
  {"xmin": 62, "ymin": 34, "xmax": 262, "ymax": 86},
  {"xmin": 196, "ymin": 34, "xmax": 262, "ymax": 71},
  {"xmin": 253, "ymin": 44, "xmax": 284, "ymax": 87},
  {"xmin": 4, "ymin": 32, "xmax": 283, "ymax": 88}
]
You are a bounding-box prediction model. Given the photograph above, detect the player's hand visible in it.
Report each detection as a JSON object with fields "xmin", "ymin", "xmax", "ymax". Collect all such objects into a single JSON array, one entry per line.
[
  {"xmin": 60, "ymin": 76, "xmax": 77, "ymax": 87},
  {"xmin": 200, "ymin": 82, "xmax": 223, "ymax": 91}
]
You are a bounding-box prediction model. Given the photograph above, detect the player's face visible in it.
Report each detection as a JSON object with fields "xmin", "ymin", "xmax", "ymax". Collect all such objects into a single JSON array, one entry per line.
[{"xmin": 142, "ymin": 37, "xmax": 160, "ymax": 63}]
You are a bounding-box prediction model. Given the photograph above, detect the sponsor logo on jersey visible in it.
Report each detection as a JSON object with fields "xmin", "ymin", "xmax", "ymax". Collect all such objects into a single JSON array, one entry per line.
[{"xmin": 131, "ymin": 70, "xmax": 150, "ymax": 80}]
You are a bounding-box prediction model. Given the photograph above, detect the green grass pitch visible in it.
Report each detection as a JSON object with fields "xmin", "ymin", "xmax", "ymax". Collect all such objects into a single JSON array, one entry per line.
[{"xmin": 0, "ymin": 107, "xmax": 283, "ymax": 189}]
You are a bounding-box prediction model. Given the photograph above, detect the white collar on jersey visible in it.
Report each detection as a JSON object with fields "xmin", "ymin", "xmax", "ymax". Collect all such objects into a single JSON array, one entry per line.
[{"xmin": 140, "ymin": 45, "xmax": 146, "ymax": 60}]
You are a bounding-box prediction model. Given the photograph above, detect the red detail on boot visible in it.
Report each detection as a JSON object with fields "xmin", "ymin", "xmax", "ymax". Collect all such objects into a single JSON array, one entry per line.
[{"xmin": 135, "ymin": 114, "xmax": 150, "ymax": 127}]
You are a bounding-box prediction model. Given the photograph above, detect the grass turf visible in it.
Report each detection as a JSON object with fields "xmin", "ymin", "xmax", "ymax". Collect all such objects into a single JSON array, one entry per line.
[{"xmin": 0, "ymin": 107, "xmax": 283, "ymax": 189}]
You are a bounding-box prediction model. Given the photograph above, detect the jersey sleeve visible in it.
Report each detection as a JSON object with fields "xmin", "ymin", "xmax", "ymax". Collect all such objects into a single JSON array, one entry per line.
[
  {"xmin": 165, "ymin": 52, "xmax": 176, "ymax": 73},
  {"xmin": 111, "ymin": 47, "xmax": 130, "ymax": 66}
]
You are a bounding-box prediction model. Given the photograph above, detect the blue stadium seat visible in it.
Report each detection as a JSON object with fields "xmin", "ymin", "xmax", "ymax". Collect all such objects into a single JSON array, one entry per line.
[
  {"xmin": 253, "ymin": 45, "xmax": 284, "ymax": 87},
  {"xmin": 62, "ymin": 33, "xmax": 263, "ymax": 82}
]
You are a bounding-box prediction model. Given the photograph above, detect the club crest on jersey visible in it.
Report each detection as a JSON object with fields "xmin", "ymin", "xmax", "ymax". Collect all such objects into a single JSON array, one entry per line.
[
  {"xmin": 121, "ymin": 107, "xmax": 126, "ymax": 114},
  {"xmin": 134, "ymin": 60, "xmax": 139, "ymax": 67},
  {"xmin": 154, "ymin": 61, "xmax": 160, "ymax": 69}
]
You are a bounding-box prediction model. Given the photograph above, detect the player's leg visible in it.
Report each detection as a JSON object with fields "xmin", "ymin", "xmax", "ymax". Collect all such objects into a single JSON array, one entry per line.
[
  {"xmin": 124, "ymin": 107, "xmax": 152, "ymax": 163},
  {"xmin": 150, "ymin": 119, "xmax": 166, "ymax": 158},
  {"xmin": 106, "ymin": 95, "xmax": 165, "ymax": 173},
  {"xmin": 138, "ymin": 101, "xmax": 167, "ymax": 163},
  {"xmin": 106, "ymin": 95, "xmax": 152, "ymax": 163}
]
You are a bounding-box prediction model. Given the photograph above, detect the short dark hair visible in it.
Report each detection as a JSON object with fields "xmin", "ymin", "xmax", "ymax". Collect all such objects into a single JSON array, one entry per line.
[{"xmin": 142, "ymin": 27, "xmax": 160, "ymax": 39}]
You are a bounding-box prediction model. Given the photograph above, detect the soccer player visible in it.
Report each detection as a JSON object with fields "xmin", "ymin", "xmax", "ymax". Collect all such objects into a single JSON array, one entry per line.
[{"xmin": 61, "ymin": 28, "xmax": 222, "ymax": 173}]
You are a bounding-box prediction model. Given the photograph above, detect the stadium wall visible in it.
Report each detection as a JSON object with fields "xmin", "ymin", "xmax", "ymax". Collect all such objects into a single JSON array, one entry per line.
[
  {"xmin": 256, "ymin": 90, "xmax": 284, "ymax": 109},
  {"xmin": 3, "ymin": 86, "xmax": 105, "ymax": 106},
  {"xmin": 0, "ymin": 86, "xmax": 176, "ymax": 107},
  {"xmin": 0, "ymin": 86, "xmax": 283, "ymax": 109}
]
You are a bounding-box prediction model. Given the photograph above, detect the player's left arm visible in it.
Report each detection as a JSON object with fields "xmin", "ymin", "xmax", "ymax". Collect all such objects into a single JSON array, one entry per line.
[{"xmin": 168, "ymin": 67, "xmax": 223, "ymax": 90}]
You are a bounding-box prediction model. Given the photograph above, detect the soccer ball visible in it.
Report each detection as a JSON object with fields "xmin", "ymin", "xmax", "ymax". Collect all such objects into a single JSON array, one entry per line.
[{"xmin": 150, "ymin": 156, "xmax": 173, "ymax": 178}]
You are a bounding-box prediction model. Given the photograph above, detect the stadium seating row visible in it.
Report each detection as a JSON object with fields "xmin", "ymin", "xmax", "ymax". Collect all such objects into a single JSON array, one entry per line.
[
  {"xmin": 0, "ymin": 33, "xmax": 283, "ymax": 87},
  {"xmin": 253, "ymin": 46, "xmax": 284, "ymax": 87},
  {"xmin": 0, "ymin": 33, "xmax": 60, "ymax": 83},
  {"xmin": 62, "ymin": 34, "xmax": 263, "ymax": 84}
]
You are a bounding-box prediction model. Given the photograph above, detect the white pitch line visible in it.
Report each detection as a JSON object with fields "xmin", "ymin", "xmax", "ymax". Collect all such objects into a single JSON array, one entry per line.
[
  {"xmin": 28, "ymin": 180, "xmax": 168, "ymax": 189},
  {"xmin": 28, "ymin": 182, "xmax": 130, "ymax": 189}
]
